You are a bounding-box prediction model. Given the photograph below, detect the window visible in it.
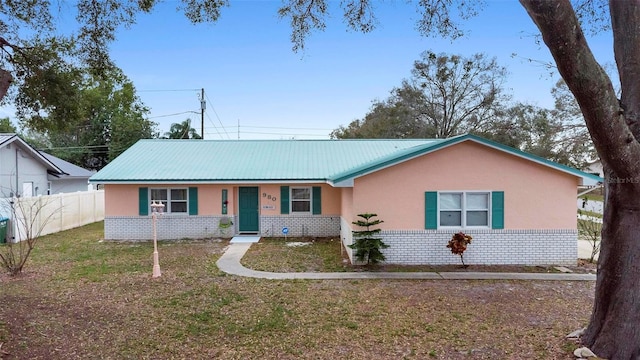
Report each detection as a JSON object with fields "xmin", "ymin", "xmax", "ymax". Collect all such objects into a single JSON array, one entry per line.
[
  {"xmin": 150, "ymin": 188, "xmax": 188, "ymax": 213},
  {"xmin": 439, "ymin": 192, "xmax": 490, "ymax": 227},
  {"xmin": 291, "ymin": 187, "xmax": 311, "ymax": 213}
]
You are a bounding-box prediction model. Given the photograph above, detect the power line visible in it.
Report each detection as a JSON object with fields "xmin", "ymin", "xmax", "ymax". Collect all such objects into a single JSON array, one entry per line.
[
  {"xmin": 138, "ymin": 88, "xmax": 201, "ymax": 92},
  {"xmin": 148, "ymin": 111, "xmax": 199, "ymax": 119},
  {"xmin": 238, "ymin": 131, "xmax": 330, "ymax": 137},
  {"xmin": 226, "ymin": 125, "xmax": 333, "ymax": 131},
  {"xmin": 204, "ymin": 92, "xmax": 231, "ymax": 139},
  {"xmin": 204, "ymin": 111, "xmax": 224, "ymax": 139}
]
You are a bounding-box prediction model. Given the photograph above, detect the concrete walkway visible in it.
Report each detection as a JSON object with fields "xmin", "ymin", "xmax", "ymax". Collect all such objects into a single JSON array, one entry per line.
[{"xmin": 216, "ymin": 243, "xmax": 597, "ymax": 281}]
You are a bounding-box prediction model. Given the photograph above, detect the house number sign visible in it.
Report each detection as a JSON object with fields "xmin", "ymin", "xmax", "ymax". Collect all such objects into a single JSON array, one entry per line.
[{"xmin": 262, "ymin": 192, "xmax": 277, "ymax": 201}]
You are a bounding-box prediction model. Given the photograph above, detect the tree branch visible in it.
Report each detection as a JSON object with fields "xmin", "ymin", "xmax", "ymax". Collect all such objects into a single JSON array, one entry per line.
[{"xmin": 520, "ymin": 0, "xmax": 640, "ymax": 178}]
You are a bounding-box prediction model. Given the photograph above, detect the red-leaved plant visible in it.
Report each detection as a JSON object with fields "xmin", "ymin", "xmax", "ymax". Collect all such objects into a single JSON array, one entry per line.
[{"xmin": 446, "ymin": 232, "xmax": 473, "ymax": 268}]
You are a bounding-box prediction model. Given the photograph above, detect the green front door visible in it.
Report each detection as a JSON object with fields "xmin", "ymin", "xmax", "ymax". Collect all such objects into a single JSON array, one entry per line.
[{"xmin": 239, "ymin": 187, "xmax": 259, "ymax": 233}]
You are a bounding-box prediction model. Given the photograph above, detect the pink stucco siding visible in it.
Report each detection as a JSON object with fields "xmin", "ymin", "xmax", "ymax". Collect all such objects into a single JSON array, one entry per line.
[
  {"xmin": 104, "ymin": 184, "xmax": 138, "ymax": 216},
  {"xmin": 105, "ymin": 183, "xmax": 341, "ymax": 217},
  {"xmin": 352, "ymin": 141, "xmax": 579, "ymax": 230}
]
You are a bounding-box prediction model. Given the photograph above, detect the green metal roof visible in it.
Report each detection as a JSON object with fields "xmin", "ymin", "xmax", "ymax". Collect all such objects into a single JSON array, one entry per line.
[
  {"xmin": 89, "ymin": 135, "xmax": 603, "ymax": 186},
  {"xmin": 90, "ymin": 139, "xmax": 441, "ymax": 183}
]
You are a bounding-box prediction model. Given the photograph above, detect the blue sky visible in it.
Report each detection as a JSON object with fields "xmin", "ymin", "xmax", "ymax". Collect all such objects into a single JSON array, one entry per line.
[{"xmin": 3, "ymin": 1, "xmax": 617, "ymax": 139}]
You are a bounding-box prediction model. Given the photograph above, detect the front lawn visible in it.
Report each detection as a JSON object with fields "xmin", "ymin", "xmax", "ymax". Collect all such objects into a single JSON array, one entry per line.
[{"xmin": 0, "ymin": 222, "xmax": 594, "ymax": 359}]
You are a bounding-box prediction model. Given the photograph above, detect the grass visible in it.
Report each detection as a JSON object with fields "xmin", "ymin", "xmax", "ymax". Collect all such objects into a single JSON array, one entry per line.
[
  {"xmin": 0, "ymin": 222, "xmax": 595, "ymax": 359},
  {"xmin": 241, "ymin": 237, "xmax": 350, "ymax": 272},
  {"xmin": 578, "ymin": 209, "xmax": 603, "ymax": 219},
  {"xmin": 578, "ymin": 194, "xmax": 604, "ymax": 202}
]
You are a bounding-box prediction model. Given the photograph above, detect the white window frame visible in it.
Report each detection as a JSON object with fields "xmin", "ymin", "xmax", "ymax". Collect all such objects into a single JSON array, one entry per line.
[
  {"xmin": 150, "ymin": 188, "xmax": 189, "ymax": 214},
  {"xmin": 290, "ymin": 187, "xmax": 312, "ymax": 214},
  {"xmin": 438, "ymin": 191, "xmax": 491, "ymax": 229}
]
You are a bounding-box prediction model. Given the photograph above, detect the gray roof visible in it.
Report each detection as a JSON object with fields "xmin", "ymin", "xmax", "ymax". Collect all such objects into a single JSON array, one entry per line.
[{"xmin": 41, "ymin": 152, "xmax": 94, "ymax": 179}]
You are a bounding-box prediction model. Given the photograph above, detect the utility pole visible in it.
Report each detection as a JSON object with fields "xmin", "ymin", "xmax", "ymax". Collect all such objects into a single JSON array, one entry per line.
[{"xmin": 200, "ymin": 88, "xmax": 205, "ymax": 139}]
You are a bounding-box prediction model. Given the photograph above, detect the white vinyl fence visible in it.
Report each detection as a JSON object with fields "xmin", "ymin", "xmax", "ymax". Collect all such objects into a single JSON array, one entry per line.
[{"xmin": 0, "ymin": 190, "xmax": 104, "ymax": 242}]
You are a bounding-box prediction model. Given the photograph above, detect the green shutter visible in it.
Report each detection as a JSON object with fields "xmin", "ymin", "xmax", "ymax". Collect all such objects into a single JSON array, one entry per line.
[
  {"xmin": 189, "ymin": 187, "xmax": 198, "ymax": 215},
  {"xmin": 139, "ymin": 187, "xmax": 149, "ymax": 216},
  {"xmin": 221, "ymin": 189, "xmax": 228, "ymax": 215},
  {"xmin": 491, "ymin": 191, "xmax": 504, "ymax": 229},
  {"xmin": 312, "ymin": 186, "xmax": 322, "ymax": 215},
  {"xmin": 425, "ymin": 191, "xmax": 437, "ymax": 229},
  {"xmin": 280, "ymin": 186, "xmax": 289, "ymax": 214}
]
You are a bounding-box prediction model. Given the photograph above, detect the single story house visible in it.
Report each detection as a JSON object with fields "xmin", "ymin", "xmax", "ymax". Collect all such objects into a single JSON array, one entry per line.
[
  {"xmin": 0, "ymin": 133, "xmax": 93, "ymax": 197},
  {"xmin": 89, "ymin": 134, "xmax": 601, "ymax": 265}
]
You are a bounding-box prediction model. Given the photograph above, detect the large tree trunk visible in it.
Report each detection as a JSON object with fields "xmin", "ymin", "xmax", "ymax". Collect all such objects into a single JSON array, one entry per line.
[
  {"xmin": 520, "ymin": 1, "xmax": 640, "ymax": 358},
  {"xmin": 585, "ymin": 178, "xmax": 640, "ymax": 359}
]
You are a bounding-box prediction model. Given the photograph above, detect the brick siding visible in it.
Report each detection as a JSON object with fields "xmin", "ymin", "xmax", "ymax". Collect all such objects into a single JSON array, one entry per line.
[
  {"xmin": 341, "ymin": 222, "xmax": 577, "ymax": 265},
  {"xmin": 104, "ymin": 215, "xmax": 236, "ymax": 240}
]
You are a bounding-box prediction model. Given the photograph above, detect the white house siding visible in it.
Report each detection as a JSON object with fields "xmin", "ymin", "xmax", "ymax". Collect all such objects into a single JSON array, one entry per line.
[
  {"xmin": 259, "ymin": 215, "xmax": 340, "ymax": 237},
  {"xmin": 104, "ymin": 214, "xmax": 342, "ymax": 240},
  {"xmin": 0, "ymin": 145, "xmax": 49, "ymax": 197},
  {"xmin": 49, "ymin": 178, "xmax": 90, "ymax": 194},
  {"xmin": 104, "ymin": 215, "xmax": 237, "ymax": 240},
  {"xmin": 340, "ymin": 224, "xmax": 577, "ymax": 266}
]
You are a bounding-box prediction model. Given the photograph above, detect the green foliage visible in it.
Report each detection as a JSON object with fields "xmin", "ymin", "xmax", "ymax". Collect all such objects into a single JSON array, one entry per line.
[
  {"xmin": 0, "ymin": 117, "xmax": 17, "ymax": 133},
  {"xmin": 163, "ymin": 119, "xmax": 202, "ymax": 139},
  {"xmin": 0, "ymin": 0, "xmax": 229, "ymax": 130},
  {"xmin": 29, "ymin": 69, "xmax": 157, "ymax": 170},
  {"xmin": 348, "ymin": 213, "xmax": 388, "ymax": 265},
  {"xmin": 446, "ymin": 232, "xmax": 472, "ymax": 267},
  {"xmin": 332, "ymin": 51, "xmax": 509, "ymax": 139}
]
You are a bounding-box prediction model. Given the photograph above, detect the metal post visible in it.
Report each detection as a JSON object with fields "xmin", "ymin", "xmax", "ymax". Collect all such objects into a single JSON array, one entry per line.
[
  {"xmin": 151, "ymin": 201, "xmax": 164, "ymax": 278},
  {"xmin": 200, "ymin": 88, "xmax": 205, "ymax": 139}
]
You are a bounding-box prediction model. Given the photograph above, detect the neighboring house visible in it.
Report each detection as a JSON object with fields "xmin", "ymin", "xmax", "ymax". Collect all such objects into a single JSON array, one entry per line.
[
  {"xmin": 584, "ymin": 159, "xmax": 603, "ymax": 177},
  {"xmin": 40, "ymin": 152, "xmax": 94, "ymax": 194},
  {"xmin": 89, "ymin": 134, "xmax": 602, "ymax": 266},
  {"xmin": 0, "ymin": 133, "xmax": 92, "ymax": 197}
]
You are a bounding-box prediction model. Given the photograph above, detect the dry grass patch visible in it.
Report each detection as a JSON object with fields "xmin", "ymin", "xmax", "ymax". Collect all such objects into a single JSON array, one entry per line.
[{"xmin": 0, "ymin": 223, "xmax": 594, "ymax": 359}]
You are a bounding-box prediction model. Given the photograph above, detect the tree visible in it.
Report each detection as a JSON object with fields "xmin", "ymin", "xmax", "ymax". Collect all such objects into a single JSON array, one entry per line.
[
  {"xmin": 0, "ymin": 117, "xmax": 16, "ymax": 133},
  {"xmin": 330, "ymin": 84, "xmax": 432, "ymax": 139},
  {"xmin": 478, "ymin": 102, "xmax": 591, "ymax": 169},
  {"xmin": 2, "ymin": 0, "xmax": 638, "ymax": 356},
  {"xmin": 163, "ymin": 119, "xmax": 202, "ymax": 139},
  {"xmin": 331, "ymin": 52, "xmax": 509, "ymax": 139},
  {"xmin": 550, "ymin": 79, "xmax": 597, "ymax": 168},
  {"xmin": 280, "ymin": 1, "xmax": 639, "ymax": 357},
  {"xmin": 517, "ymin": 2, "xmax": 640, "ymax": 357},
  {"xmin": 0, "ymin": 195, "xmax": 60, "ymax": 276},
  {"xmin": 348, "ymin": 213, "xmax": 388, "ymax": 265},
  {"xmin": 577, "ymin": 210, "xmax": 601, "ymax": 264},
  {"xmin": 0, "ymin": 1, "xmax": 227, "ymax": 131},
  {"xmin": 32, "ymin": 70, "xmax": 157, "ymax": 170}
]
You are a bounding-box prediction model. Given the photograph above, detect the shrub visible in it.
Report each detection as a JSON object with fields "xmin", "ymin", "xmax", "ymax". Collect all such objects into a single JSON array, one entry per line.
[
  {"xmin": 446, "ymin": 232, "xmax": 473, "ymax": 267},
  {"xmin": 348, "ymin": 213, "xmax": 389, "ymax": 265}
]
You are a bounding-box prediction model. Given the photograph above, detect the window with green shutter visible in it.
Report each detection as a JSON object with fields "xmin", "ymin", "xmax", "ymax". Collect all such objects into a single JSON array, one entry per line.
[{"xmin": 429, "ymin": 191, "xmax": 501, "ymax": 229}]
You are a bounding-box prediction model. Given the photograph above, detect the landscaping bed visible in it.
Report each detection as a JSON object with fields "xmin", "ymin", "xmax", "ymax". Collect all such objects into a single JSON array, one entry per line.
[{"xmin": 242, "ymin": 237, "xmax": 598, "ymax": 274}]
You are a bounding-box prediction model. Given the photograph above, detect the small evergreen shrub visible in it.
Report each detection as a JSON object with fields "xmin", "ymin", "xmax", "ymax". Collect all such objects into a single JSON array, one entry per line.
[{"xmin": 348, "ymin": 213, "xmax": 389, "ymax": 265}]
